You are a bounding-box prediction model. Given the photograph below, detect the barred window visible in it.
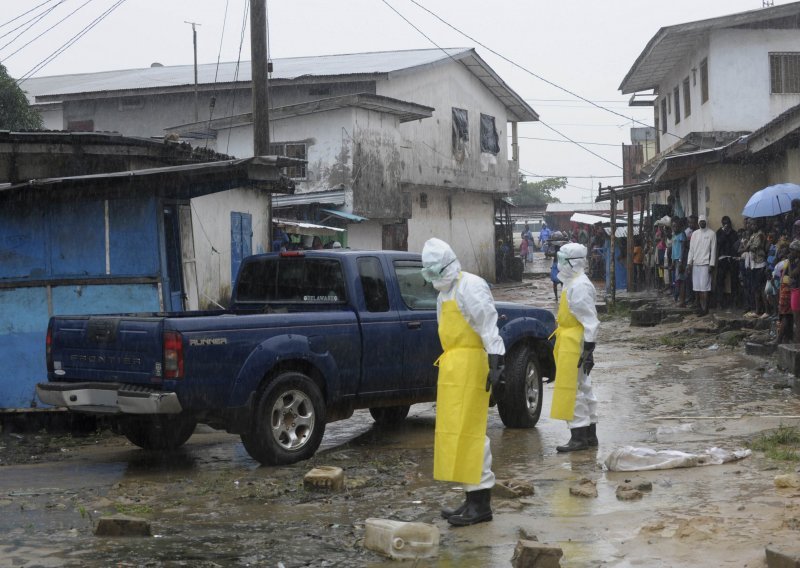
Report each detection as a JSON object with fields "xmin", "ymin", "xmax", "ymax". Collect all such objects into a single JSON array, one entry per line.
[
  {"xmin": 770, "ymin": 52, "xmax": 800, "ymax": 94},
  {"xmin": 269, "ymin": 142, "xmax": 307, "ymax": 179},
  {"xmin": 683, "ymin": 77, "xmax": 691, "ymax": 118},
  {"xmin": 700, "ymin": 58, "xmax": 709, "ymax": 103}
]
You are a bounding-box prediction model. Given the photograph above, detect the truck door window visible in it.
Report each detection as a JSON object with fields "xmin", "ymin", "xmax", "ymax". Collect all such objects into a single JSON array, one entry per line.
[
  {"xmin": 357, "ymin": 257, "xmax": 390, "ymax": 312},
  {"xmin": 393, "ymin": 260, "xmax": 438, "ymax": 310}
]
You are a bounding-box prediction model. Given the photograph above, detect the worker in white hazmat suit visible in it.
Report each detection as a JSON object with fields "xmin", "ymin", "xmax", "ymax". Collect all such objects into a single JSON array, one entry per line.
[
  {"xmin": 420, "ymin": 238, "xmax": 505, "ymax": 526},
  {"xmin": 549, "ymin": 242, "xmax": 601, "ymax": 452}
]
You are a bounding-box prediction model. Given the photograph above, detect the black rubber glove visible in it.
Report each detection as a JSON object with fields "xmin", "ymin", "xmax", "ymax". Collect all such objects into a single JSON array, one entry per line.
[
  {"xmin": 486, "ymin": 354, "xmax": 505, "ymax": 393},
  {"xmin": 577, "ymin": 342, "xmax": 595, "ymax": 375}
]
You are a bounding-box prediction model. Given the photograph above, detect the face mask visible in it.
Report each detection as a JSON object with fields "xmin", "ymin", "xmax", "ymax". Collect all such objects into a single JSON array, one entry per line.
[
  {"xmin": 557, "ymin": 251, "xmax": 581, "ymax": 269},
  {"xmin": 420, "ymin": 258, "xmax": 455, "ymax": 283}
]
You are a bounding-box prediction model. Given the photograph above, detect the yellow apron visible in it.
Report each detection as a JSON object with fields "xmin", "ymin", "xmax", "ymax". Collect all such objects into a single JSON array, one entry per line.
[
  {"xmin": 549, "ymin": 289, "xmax": 584, "ymax": 421},
  {"xmin": 433, "ymin": 294, "xmax": 490, "ymax": 484}
]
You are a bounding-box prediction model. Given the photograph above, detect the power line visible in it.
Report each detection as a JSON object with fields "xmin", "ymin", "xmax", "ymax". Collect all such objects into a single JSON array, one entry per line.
[
  {"xmin": 519, "ymin": 169, "xmax": 622, "ymax": 179},
  {"xmin": 379, "ymin": 0, "xmax": 623, "ymax": 170},
  {"xmin": 17, "ymin": 0, "xmax": 127, "ymax": 84},
  {"xmin": 0, "ymin": 0, "xmax": 64, "ymax": 49},
  {"xmin": 519, "ymin": 136, "xmax": 620, "ymax": 147},
  {"xmin": 225, "ymin": 0, "xmax": 250, "ymax": 155},
  {"xmin": 0, "ymin": 0, "xmax": 59, "ymax": 32},
  {"xmin": 1, "ymin": 0, "xmax": 96, "ymax": 62},
  {"xmin": 403, "ymin": 0, "xmax": 678, "ymax": 141}
]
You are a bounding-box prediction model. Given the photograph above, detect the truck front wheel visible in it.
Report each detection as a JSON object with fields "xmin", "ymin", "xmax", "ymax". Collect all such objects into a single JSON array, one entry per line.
[
  {"xmin": 241, "ymin": 371, "xmax": 327, "ymax": 466},
  {"xmin": 119, "ymin": 415, "xmax": 198, "ymax": 450},
  {"xmin": 496, "ymin": 344, "xmax": 543, "ymax": 428}
]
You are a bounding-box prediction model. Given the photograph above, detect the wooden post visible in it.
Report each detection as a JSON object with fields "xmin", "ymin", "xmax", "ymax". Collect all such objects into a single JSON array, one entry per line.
[
  {"xmin": 610, "ymin": 189, "xmax": 617, "ymax": 306},
  {"xmin": 627, "ymin": 197, "xmax": 634, "ymax": 292},
  {"xmin": 250, "ymin": 0, "xmax": 272, "ymax": 249}
]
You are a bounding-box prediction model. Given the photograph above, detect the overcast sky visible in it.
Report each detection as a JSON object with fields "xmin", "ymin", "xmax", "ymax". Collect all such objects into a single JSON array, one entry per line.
[{"xmin": 1, "ymin": 0, "xmax": 793, "ymax": 202}]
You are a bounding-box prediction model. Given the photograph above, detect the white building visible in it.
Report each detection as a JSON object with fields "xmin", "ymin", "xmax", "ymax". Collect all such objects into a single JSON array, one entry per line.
[
  {"xmin": 22, "ymin": 49, "xmax": 537, "ymax": 303},
  {"xmin": 616, "ymin": 2, "xmax": 800, "ymax": 225}
]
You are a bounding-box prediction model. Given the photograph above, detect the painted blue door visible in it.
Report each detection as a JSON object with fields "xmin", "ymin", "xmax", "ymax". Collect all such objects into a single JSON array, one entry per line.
[
  {"xmin": 163, "ymin": 205, "xmax": 185, "ymax": 311},
  {"xmin": 231, "ymin": 212, "xmax": 253, "ymax": 284}
]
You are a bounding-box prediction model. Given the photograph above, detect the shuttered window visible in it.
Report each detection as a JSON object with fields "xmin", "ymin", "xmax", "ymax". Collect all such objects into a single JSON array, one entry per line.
[{"xmin": 770, "ymin": 52, "xmax": 800, "ymax": 94}]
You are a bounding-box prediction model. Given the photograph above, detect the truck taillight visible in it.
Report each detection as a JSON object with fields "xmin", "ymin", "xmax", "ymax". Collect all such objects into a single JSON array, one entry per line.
[
  {"xmin": 46, "ymin": 320, "xmax": 53, "ymax": 372},
  {"xmin": 163, "ymin": 331, "xmax": 184, "ymax": 379}
]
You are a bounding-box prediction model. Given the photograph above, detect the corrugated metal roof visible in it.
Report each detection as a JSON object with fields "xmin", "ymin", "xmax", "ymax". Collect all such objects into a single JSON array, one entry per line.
[
  {"xmin": 21, "ymin": 47, "xmax": 538, "ymax": 123},
  {"xmin": 619, "ymin": 2, "xmax": 800, "ymax": 94},
  {"xmin": 546, "ymin": 202, "xmax": 622, "ymax": 213}
]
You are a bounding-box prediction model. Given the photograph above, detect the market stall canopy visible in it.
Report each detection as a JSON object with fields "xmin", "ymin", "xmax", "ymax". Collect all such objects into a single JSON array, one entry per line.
[
  {"xmin": 570, "ymin": 212, "xmax": 611, "ymax": 225},
  {"xmin": 273, "ymin": 218, "xmax": 345, "ymax": 236}
]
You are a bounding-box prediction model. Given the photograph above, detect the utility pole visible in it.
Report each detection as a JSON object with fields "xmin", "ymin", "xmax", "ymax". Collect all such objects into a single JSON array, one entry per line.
[
  {"xmin": 184, "ymin": 21, "xmax": 201, "ymax": 122},
  {"xmin": 250, "ymin": 0, "xmax": 272, "ymax": 246}
]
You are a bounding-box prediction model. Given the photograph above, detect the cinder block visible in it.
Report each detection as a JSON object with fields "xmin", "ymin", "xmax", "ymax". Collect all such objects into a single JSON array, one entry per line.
[
  {"xmin": 304, "ymin": 465, "xmax": 344, "ymax": 492},
  {"xmin": 511, "ymin": 539, "xmax": 563, "ymax": 568},
  {"xmin": 777, "ymin": 344, "xmax": 800, "ymax": 376},
  {"xmin": 630, "ymin": 308, "xmax": 661, "ymax": 327},
  {"xmin": 94, "ymin": 514, "xmax": 151, "ymax": 537},
  {"xmin": 746, "ymin": 342, "xmax": 777, "ymax": 356},
  {"xmin": 766, "ymin": 545, "xmax": 800, "ymax": 568}
]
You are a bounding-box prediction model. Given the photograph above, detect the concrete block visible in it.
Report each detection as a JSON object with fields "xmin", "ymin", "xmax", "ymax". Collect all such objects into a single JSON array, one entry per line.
[
  {"xmin": 304, "ymin": 466, "xmax": 344, "ymax": 492},
  {"xmin": 94, "ymin": 514, "xmax": 151, "ymax": 537},
  {"xmin": 777, "ymin": 344, "xmax": 800, "ymax": 376},
  {"xmin": 746, "ymin": 342, "xmax": 777, "ymax": 356},
  {"xmin": 630, "ymin": 308, "xmax": 661, "ymax": 327},
  {"xmin": 511, "ymin": 539, "xmax": 563, "ymax": 568},
  {"xmin": 766, "ymin": 545, "xmax": 800, "ymax": 568}
]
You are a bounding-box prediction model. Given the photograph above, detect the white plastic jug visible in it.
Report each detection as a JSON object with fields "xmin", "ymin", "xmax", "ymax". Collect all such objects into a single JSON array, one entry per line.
[{"xmin": 364, "ymin": 518, "xmax": 440, "ymax": 560}]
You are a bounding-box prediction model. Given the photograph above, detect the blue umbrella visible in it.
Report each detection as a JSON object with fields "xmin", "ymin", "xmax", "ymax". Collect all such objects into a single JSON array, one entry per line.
[{"xmin": 742, "ymin": 183, "xmax": 800, "ymax": 218}]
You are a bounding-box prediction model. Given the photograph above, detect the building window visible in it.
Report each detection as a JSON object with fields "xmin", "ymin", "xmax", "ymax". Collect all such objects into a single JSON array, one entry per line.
[
  {"xmin": 452, "ymin": 107, "xmax": 469, "ymax": 161},
  {"xmin": 673, "ymin": 86, "xmax": 681, "ymax": 124},
  {"xmin": 419, "ymin": 192, "xmax": 428, "ymax": 209},
  {"xmin": 479, "ymin": 113, "xmax": 500, "ymax": 154},
  {"xmin": 700, "ymin": 58, "xmax": 709, "ymax": 103},
  {"xmin": 67, "ymin": 119, "xmax": 94, "ymax": 132},
  {"xmin": 660, "ymin": 98, "xmax": 667, "ymax": 134},
  {"xmin": 118, "ymin": 96, "xmax": 144, "ymax": 111},
  {"xmin": 683, "ymin": 77, "xmax": 691, "ymax": 118},
  {"xmin": 770, "ymin": 52, "xmax": 800, "ymax": 94},
  {"xmin": 269, "ymin": 142, "xmax": 307, "ymax": 179}
]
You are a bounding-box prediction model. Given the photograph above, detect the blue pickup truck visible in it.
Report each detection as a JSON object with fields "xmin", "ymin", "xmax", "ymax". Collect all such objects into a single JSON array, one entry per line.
[{"xmin": 37, "ymin": 250, "xmax": 556, "ymax": 465}]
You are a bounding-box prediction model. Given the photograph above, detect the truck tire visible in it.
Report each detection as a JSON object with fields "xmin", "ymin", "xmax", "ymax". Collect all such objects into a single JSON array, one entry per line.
[
  {"xmin": 369, "ymin": 405, "xmax": 410, "ymax": 425},
  {"xmin": 119, "ymin": 415, "xmax": 198, "ymax": 450},
  {"xmin": 241, "ymin": 371, "xmax": 327, "ymax": 466},
  {"xmin": 497, "ymin": 344, "xmax": 543, "ymax": 428}
]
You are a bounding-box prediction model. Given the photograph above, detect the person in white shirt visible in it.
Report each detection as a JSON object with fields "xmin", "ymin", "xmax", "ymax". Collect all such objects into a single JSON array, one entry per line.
[{"xmin": 686, "ymin": 215, "xmax": 717, "ymax": 316}]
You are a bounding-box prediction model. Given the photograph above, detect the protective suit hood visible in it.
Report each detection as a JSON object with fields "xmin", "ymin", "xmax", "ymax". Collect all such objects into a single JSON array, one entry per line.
[
  {"xmin": 421, "ymin": 238, "xmax": 462, "ymax": 291},
  {"xmin": 557, "ymin": 242, "xmax": 588, "ymax": 282}
]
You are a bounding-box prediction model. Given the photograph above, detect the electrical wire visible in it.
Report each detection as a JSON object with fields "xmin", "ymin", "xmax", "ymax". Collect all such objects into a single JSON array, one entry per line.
[
  {"xmin": 1, "ymin": 0, "xmax": 96, "ymax": 62},
  {"xmin": 225, "ymin": 0, "xmax": 250, "ymax": 155},
  {"xmin": 0, "ymin": 0, "xmax": 65, "ymax": 50},
  {"xmin": 379, "ymin": 0, "xmax": 623, "ymax": 170},
  {"xmin": 519, "ymin": 136, "xmax": 620, "ymax": 147},
  {"xmin": 16, "ymin": 0, "xmax": 127, "ymax": 84},
  {"xmin": 203, "ymin": 0, "xmax": 231, "ymax": 149},
  {"xmin": 402, "ymin": 0, "xmax": 679, "ymax": 141},
  {"xmin": 0, "ymin": 0, "xmax": 59, "ymax": 31}
]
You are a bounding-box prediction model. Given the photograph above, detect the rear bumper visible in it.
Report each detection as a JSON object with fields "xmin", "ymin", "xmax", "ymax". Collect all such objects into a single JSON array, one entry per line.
[{"xmin": 36, "ymin": 382, "xmax": 182, "ymax": 414}]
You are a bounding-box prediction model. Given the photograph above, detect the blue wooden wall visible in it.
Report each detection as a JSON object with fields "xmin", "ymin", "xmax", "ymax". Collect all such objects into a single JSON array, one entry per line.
[{"xmin": 0, "ymin": 194, "xmax": 165, "ymax": 408}]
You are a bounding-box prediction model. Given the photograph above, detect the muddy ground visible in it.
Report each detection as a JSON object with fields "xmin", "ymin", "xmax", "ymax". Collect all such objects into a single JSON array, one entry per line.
[{"xmin": 2, "ymin": 261, "xmax": 800, "ymax": 567}]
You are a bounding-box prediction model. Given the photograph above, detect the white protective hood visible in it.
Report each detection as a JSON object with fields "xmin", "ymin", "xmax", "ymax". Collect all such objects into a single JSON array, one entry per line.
[
  {"xmin": 557, "ymin": 242, "xmax": 588, "ymax": 283},
  {"xmin": 421, "ymin": 238, "xmax": 462, "ymax": 292}
]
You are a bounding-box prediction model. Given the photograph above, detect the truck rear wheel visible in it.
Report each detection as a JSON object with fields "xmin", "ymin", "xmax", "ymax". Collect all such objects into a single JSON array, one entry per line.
[
  {"xmin": 369, "ymin": 405, "xmax": 410, "ymax": 425},
  {"xmin": 241, "ymin": 371, "xmax": 326, "ymax": 466},
  {"xmin": 497, "ymin": 344, "xmax": 543, "ymax": 428},
  {"xmin": 119, "ymin": 415, "xmax": 198, "ymax": 450}
]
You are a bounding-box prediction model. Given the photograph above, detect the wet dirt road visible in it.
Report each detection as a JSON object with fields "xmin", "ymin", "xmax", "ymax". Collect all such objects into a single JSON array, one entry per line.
[{"xmin": 3, "ymin": 265, "xmax": 800, "ymax": 567}]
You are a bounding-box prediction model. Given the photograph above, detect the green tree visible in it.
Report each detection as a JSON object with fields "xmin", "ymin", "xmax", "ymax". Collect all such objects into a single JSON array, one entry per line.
[
  {"xmin": 0, "ymin": 64, "xmax": 43, "ymax": 130},
  {"xmin": 514, "ymin": 176, "xmax": 564, "ymax": 207}
]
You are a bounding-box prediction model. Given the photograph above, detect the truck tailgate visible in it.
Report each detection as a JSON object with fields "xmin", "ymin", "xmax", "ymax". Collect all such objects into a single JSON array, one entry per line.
[{"xmin": 50, "ymin": 316, "xmax": 164, "ymax": 384}]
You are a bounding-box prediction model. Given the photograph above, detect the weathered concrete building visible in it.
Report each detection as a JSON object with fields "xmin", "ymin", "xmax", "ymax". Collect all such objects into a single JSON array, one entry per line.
[
  {"xmin": 610, "ymin": 2, "xmax": 800, "ymax": 227},
  {"xmin": 22, "ymin": 48, "xmax": 538, "ymax": 282}
]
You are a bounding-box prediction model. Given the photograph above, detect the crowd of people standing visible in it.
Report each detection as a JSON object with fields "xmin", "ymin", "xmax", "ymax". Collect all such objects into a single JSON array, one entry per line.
[{"xmin": 640, "ymin": 200, "xmax": 800, "ymax": 343}]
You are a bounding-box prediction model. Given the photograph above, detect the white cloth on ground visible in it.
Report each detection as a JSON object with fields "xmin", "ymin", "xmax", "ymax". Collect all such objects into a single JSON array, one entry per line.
[{"xmin": 604, "ymin": 446, "xmax": 751, "ymax": 471}]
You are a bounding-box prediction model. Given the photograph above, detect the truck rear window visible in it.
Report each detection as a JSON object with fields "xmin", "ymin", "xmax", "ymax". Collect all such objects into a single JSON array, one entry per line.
[{"xmin": 236, "ymin": 258, "xmax": 346, "ymax": 303}]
